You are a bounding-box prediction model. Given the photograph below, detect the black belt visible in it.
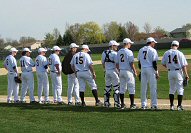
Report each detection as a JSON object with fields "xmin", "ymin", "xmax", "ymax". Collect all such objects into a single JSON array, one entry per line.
[
  {"xmin": 168, "ymin": 69, "xmax": 180, "ymax": 71},
  {"xmin": 76, "ymin": 70, "xmax": 88, "ymax": 72},
  {"xmin": 51, "ymin": 71, "xmax": 57, "ymax": 73}
]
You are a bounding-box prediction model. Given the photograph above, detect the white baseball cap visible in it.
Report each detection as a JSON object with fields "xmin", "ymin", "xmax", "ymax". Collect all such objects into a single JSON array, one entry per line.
[
  {"xmin": 52, "ymin": 46, "xmax": 61, "ymax": 51},
  {"xmin": 109, "ymin": 40, "xmax": 120, "ymax": 46},
  {"xmin": 82, "ymin": 45, "xmax": 90, "ymax": 51},
  {"xmin": 23, "ymin": 48, "xmax": 32, "ymax": 52},
  {"xmin": 38, "ymin": 48, "xmax": 47, "ymax": 53},
  {"xmin": 146, "ymin": 37, "xmax": 157, "ymax": 43},
  {"xmin": 10, "ymin": 47, "xmax": 18, "ymax": 52},
  {"xmin": 123, "ymin": 38, "xmax": 134, "ymax": 44},
  {"xmin": 70, "ymin": 43, "xmax": 79, "ymax": 48},
  {"xmin": 171, "ymin": 40, "xmax": 179, "ymax": 46}
]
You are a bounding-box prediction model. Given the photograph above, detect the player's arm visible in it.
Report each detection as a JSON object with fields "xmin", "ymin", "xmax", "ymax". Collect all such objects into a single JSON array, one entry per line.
[
  {"xmin": 138, "ymin": 61, "xmax": 141, "ymax": 69},
  {"xmin": 3, "ymin": 60, "xmax": 8, "ymax": 70},
  {"xmin": 182, "ymin": 66, "xmax": 189, "ymax": 79},
  {"xmin": 130, "ymin": 62, "xmax": 137, "ymax": 77},
  {"xmin": 55, "ymin": 64, "xmax": 61, "ymax": 76},
  {"xmin": 89, "ymin": 64, "xmax": 96, "ymax": 79},
  {"xmin": 152, "ymin": 61, "xmax": 159, "ymax": 79}
]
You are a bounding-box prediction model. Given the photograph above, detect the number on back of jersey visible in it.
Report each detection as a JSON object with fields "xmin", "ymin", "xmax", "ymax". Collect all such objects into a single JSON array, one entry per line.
[
  {"xmin": 20, "ymin": 60, "xmax": 25, "ymax": 67},
  {"xmin": 168, "ymin": 55, "xmax": 178, "ymax": 64},
  {"xmin": 76, "ymin": 56, "xmax": 83, "ymax": 64},
  {"xmin": 48, "ymin": 58, "xmax": 52, "ymax": 65}
]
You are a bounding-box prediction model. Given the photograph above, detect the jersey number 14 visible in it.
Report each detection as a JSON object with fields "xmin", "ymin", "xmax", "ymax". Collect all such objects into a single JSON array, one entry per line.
[{"xmin": 168, "ymin": 55, "xmax": 178, "ymax": 64}]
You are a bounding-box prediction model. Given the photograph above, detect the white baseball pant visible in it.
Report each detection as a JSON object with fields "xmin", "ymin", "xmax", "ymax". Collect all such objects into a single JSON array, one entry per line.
[
  {"xmin": 50, "ymin": 72, "xmax": 62, "ymax": 102},
  {"xmin": 20, "ymin": 72, "xmax": 35, "ymax": 102},
  {"xmin": 105, "ymin": 69, "xmax": 119, "ymax": 91},
  {"xmin": 168, "ymin": 70, "xmax": 184, "ymax": 95},
  {"xmin": 67, "ymin": 73, "xmax": 80, "ymax": 103},
  {"xmin": 141, "ymin": 67, "xmax": 157, "ymax": 107},
  {"xmin": 7, "ymin": 73, "xmax": 19, "ymax": 101},
  {"xmin": 77, "ymin": 70, "xmax": 97, "ymax": 92},
  {"xmin": 119, "ymin": 70, "xmax": 135, "ymax": 94},
  {"xmin": 37, "ymin": 72, "xmax": 49, "ymax": 102}
]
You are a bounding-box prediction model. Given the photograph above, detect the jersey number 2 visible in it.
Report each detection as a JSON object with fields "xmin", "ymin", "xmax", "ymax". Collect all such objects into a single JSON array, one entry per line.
[{"xmin": 120, "ymin": 54, "xmax": 124, "ymax": 62}]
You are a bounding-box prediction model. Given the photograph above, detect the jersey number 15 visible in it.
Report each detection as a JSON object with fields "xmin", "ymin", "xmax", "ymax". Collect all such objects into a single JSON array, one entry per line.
[{"xmin": 76, "ymin": 57, "xmax": 83, "ymax": 64}]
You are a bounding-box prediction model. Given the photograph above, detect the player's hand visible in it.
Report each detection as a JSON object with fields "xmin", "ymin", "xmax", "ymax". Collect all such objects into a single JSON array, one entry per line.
[
  {"xmin": 57, "ymin": 71, "xmax": 61, "ymax": 76},
  {"xmin": 134, "ymin": 72, "xmax": 138, "ymax": 77},
  {"xmin": 156, "ymin": 73, "xmax": 159, "ymax": 79},
  {"xmin": 93, "ymin": 73, "xmax": 96, "ymax": 79}
]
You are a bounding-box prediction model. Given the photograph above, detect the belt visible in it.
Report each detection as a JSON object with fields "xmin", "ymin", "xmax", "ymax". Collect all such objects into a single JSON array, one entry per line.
[
  {"xmin": 168, "ymin": 69, "xmax": 180, "ymax": 71},
  {"xmin": 76, "ymin": 70, "xmax": 88, "ymax": 72},
  {"xmin": 51, "ymin": 71, "xmax": 57, "ymax": 73}
]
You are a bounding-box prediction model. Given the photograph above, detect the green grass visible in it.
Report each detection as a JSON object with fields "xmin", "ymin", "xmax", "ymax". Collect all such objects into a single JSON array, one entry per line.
[
  {"xmin": 1, "ymin": 64, "xmax": 191, "ymax": 100},
  {"xmin": 0, "ymin": 103, "xmax": 191, "ymax": 133}
]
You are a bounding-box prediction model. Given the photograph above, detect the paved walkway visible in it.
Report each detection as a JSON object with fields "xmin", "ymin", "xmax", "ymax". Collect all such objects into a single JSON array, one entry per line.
[
  {"xmin": 0, "ymin": 95, "xmax": 191, "ymax": 110},
  {"xmin": 1, "ymin": 55, "xmax": 191, "ymax": 76}
]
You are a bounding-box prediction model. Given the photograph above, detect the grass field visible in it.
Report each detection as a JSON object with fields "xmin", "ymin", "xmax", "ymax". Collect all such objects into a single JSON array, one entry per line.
[{"xmin": 0, "ymin": 103, "xmax": 191, "ymax": 133}]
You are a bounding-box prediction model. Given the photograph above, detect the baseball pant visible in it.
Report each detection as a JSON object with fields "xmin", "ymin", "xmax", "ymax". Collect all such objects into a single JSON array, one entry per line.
[
  {"xmin": 105, "ymin": 69, "xmax": 119, "ymax": 90},
  {"xmin": 119, "ymin": 70, "xmax": 135, "ymax": 94},
  {"xmin": 50, "ymin": 72, "xmax": 62, "ymax": 102},
  {"xmin": 77, "ymin": 70, "xmax": 97, "ymax": 92},
  {"xmin": 141, "ymin": 67, "xmax": 157, "ymax": 107},
  {"xmin": 37, "ymin": 72, "xmax": 49, "ymax": 102},
  {"xmin": 20, "ymin": 72, "xmax": 35, "ymax": 102},
  {"xmin": 7, "ymin": 73, "xmax": 19, "ymax": 101},
  {"xmin": 168, "ymin": 70, "xmax": 184, "ymax": 95},
  {"xmin": 68, "ymin": 73, "xmax": 80, "ymax": 103}
]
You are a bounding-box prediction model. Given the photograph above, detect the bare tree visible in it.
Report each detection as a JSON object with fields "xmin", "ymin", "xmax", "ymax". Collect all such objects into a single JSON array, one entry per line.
[
  {"xmin": 52, "ymin": 28, "xmax": 61, "ymax": 40},
  {"xmin": 143, "ymin": 22, "xmax": 152, "ymax": 36},
  {"xmin": 124, "ymin": 21, "xmax": 139, "ymax": 40}
]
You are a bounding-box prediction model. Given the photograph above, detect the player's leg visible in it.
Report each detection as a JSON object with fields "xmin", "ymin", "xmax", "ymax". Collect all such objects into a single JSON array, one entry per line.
[
  {"xmin": 73, "ymin": 75, "xmax": 81, "ymax": 105},
  {"xmin": 55, "ymin": 74, "xmax": 62, "ymax": 103},
  {"xmin": 77, "ymin": 72, "xmax": 86, "ymax": 106},
  {"xmin": 50, "ymin": 72, "xmax": 57, "ymax": 103},
  {"xmin": 27, "ymin": 72, "xmax": 35, "ymax": 102},
  {"xmin": 43, "ymin": 72, "xmax": 49, "ymax": 103},
  {"xmin": 37, "ymin": 72, "xmax": 43, "ymax": 102},
  {"xmin": 168, "ymin": 71, "xmax": 176, "ymax": 110},
  {"xmin": 111, "ymin": 70, "xmax": 120, "ymax": 108},
  {"xmin": 148, "ymin": 69, "xmax": 158, "ymax": 109},
  {"xmin": 67, "ymin": 74, "xmax": 74, "ymax": 104},
  {"xmin": 12, "ymin": 74, "xmax": 19, "ymax": 102},
  {"xmin": 20, "ymin": 73, "xmax": 28, "ymax": 102},
  {"xmin": 104, "ymin": 71, "xmax": 112, "ymax": 107},
  {"xmin": 141, "ymin": 68, "xmax": 148, "ymax": 108},
  {"xmin": 119, "ymin": 71, "xmax": 127, "ymax": 109},
  {"xmin": 176, "ymin": 71, "xmax": 184, "ymax": 110},
  {"xmin": 7, "ymin": 74, "xmax": 13, "ymax": 103}
]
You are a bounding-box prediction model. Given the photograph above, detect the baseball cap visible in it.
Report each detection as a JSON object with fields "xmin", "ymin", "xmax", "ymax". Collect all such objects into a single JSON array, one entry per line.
[
  {"xmin": 52, "ymin": 46, "xmax": 61, "ymax": 51},
  {"xmin": 109, "ymin": 40, "xmax": 120, "ymax": 46},
  {"xmin": 171, "ymin": 40, "xmax": 179, "ymax": 46},
  {"xmin": 146, "ymin": 37, "xmax": 157, "ymax": 43},
  {"xmin": 70, "ymin": 43, "xmax": 79, "ymax": 48},
  {"xmin": 10, "ymin": 47, "xmax": 18, "ymax": 52},
  {"xmin": 23, "ymin": 48, "xmax": 32, "ymax": 52},
  {"xmin": 38, "ymin": 48, "xmax": 47, "ymax": 53},
  {"xmin": 82, "ymin": 45, "xmax": 90, "ymax": 51},
  {"xmin": 123, "ymin": 38, "xmax": 134, "ymax": 44}
]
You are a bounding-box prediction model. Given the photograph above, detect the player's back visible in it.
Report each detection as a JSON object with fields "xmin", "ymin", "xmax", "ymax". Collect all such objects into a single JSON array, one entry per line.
[
  {"xmin": 20, "ymin": 56, "xmax": 35, "ymax": 72},
  {"xmin": 101, "ymin": 50, "xmax": 117, "ymax": 70},
  {"xmin": 35, "ymin": 55, "xmax": 48, "ymax": 72},
  {"xmin": 48, "ymin": 53, "xmax": 61, "ymax": 72},
  {"xmin": 4, "ymin": 55, "xmax": 17, "ymax": 72},
  {"xmin": 71, "ymin": 52, "xmax": 92, "ymax": 71},
  {"xmin": 117, "ymin": 48, "xmax": 134, "ymax": 71},
  {"xmin": 138, "ymin": 46, "xmax": 158, "ymax": 68}
]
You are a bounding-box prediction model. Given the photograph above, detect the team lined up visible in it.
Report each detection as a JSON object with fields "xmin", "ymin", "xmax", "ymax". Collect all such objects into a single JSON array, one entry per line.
[{"xmin": 4, "ymin": 37, "xmax": 189, "ymax": 110}]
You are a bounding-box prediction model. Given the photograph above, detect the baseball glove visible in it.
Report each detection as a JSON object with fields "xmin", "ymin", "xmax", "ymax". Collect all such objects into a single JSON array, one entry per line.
[
  {"xmin": 183, "ymin": 77, "xmax": 188, "ymax": 87},
  {"xmin": 138, "ymin": 72, "xmax": 141, "ymax": 81},
  {"xmin": 14, "ymin": 76, "xmax": 22, "ymax": 83}
]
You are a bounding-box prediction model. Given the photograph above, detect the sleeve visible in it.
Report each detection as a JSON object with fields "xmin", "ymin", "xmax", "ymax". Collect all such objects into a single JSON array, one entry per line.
[
  {"xmin": 128, "ymin": 51, "xmax": 134, "ymax": 63},
  {"xmin": 114, "ymin": 52, "xmax": 118, "ymax": 64},
  {"xmin": 137, "ymin": 49, "xmax": 141, "ymax": 61},
  {"xmin": 87, "ymin": 54, "xmax": 93, "ymax": 65},
  {"xmin": 30, "ymin": 58, "xmax": 35, "ymax": 67},
  {"xmin": 161, "ymin": 53, "xmax": 166, "ymax": 65},
  {"xmin": 152, "ymin": 50, "xmax": 158, "ymax": 61},
  {"xmin": 54, "ymin": 56, "xmax": 60, "ymax": 65},
  {"xmin": 180, "ymin": 52, "xmax": 188, "ymax": 67}
]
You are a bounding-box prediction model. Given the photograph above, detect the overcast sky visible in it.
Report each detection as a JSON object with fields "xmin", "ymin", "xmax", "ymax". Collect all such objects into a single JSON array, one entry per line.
[{"xmin": 0, "ymin": 0, "xmax": 191, "ymax": 40}]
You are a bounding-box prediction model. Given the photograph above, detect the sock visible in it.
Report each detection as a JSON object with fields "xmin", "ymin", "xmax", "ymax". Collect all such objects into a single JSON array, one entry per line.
[
  {"xmin": 178, "ymin": 95, "xmax": 183, "ymax": 106},
  {"xmin": 80, "ymin": 92, "xmax": 85, "ymax": 103},
  {"xmin": 169, "ymin": 94, "xmax": 174, "ymax": 106},
  {"xmin": 120, "ymin": 94, "xmax": 124, "ymax": 105},
  {"xmin": 92, "ymin": 89, "xmax": 99, "ymax": 103},
  {"xmin": 129, "ymin": 94, "xmax": 134, "ymax": 105}
]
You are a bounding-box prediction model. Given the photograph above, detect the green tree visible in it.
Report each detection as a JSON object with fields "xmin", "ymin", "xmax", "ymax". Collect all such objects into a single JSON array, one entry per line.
[
  {"xmin": 56, "ymin": 35, "xmax": 63, "ymax": 46},
  {"xmin": 63, "ymin": 30, "xmax": 73, "ymax": 46},
  {"xmin": 117, "ymin": 24, "xmax": 127, "ymax": 42},
  {"xmin": 153, "ymin": 26, "xmax": 169, "ymax": 38},
  {"xmin": 44, "ymin": 33, "xmax": 55, "ymax": 47}
]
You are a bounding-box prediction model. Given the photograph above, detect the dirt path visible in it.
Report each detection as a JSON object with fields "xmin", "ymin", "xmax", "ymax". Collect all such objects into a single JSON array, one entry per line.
[{"xmin": 0, "ymin": 95, "xmax": 191, "ymax": 110}]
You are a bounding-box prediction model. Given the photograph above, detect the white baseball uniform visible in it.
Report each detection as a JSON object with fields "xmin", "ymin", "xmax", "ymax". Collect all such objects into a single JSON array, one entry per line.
[
  {"xmin": 4, "ymin": 55, "xmax": 19, "ymax": 102},
  {"xmin": 116, "ymin": 48, "xmax": 135, "ymax": 94},
  {"xmin": 35, "ymin": 55, "xmax": 49, "ymax": 102},
  {"xmin": 101, "ymin": 49, "xmax": 120, "ymax": 106},
  {"xmin": 70, "ymin": 51, "xmax": 97, "ymax": 92},
  {"xmin": 20, "ymin": 56, "xmax": 36, "ymax": 102},
  {"xmin": 48, "ymin": 53, "xmax": 62, "ymax": 102},
  {"xmin": 161, "ymin": 49, "xmax": 188, "ymax": 95},
  {"xmin": 137, "ymin": 46, "xmax": 158, "ymax": 107}
]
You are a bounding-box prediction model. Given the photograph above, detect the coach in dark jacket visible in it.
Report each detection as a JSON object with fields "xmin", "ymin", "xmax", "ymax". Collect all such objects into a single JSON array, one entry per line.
[{"xmin": 62, "ymin": 43, "xmax": 81, "ymax": 105}]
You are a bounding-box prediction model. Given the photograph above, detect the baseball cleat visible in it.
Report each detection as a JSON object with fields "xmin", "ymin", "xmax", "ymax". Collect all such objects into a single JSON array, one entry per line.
[
  {"xmin": 20, "ymin": 101, "xmax": 26, "ymax": 103},
  {"xmin": 104, "ymin": 102, "xmax": 111, "ymax": 108},
  {"xmin": 141, "ymin": 106, "xmax": 147, "ymax": 110},
  {"xmin": 114, "ymin": 102, "xmax": 121, "ymax": 108},
  {"xmin": 39, "ymin": 101, "xmax": 44, "ymax": 104},
  {"xmin": 68, "ymin": 102, "xmax": 74, "ymax": 106},
  {"xmin": 95, "ymin": 100, "xmax": 104, "ymax": 107},
  {"xmin": 14, "ymin": 100, "xmax": 20, "ymax": 103},
  {"xmin": 130, "ymin": 104, "xmax": 137, "ymax": 109},
  {"xmin": 53, "ymin": 100, "xmax": 57, "ymax": 103},
  {"xmin": 44, "ymin": 101, "xmax": 51, "ymax": 104},
  {"xmin": 7, "ymin": 99, "xmax": 13, "ymax": 103},
  {"xmin": 75, "ymin": 102, "xmax": 81, "ymax": 106},
  {"xmin": 120, "ymin": 104, "xmax": 126, "ymax": 110},
  {"xmin": 81, "ymin": 102, "xmax": 86, "ymax": 107},
  {"xmin": 30, "ymin": 101, "xmax": 39, "ymax": 104},
  {"xmin": 57, "ymin": 101, "xmax": 64, "ymax": 105},
  {"xmin": 177, "ymin": 105, "xmax": 183, "ymax": 111},
  {"xmin": 170, "ymin": 105, "xmax": 174, "ymax": 111},
  {"xmin": 151, "ymin": 106, "xmax": 158, "ymax": 110}
]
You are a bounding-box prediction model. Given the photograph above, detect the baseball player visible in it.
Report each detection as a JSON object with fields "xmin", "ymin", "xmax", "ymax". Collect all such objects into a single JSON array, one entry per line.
[
  {"xmin": 20, "ymin": 48, "xmax": 37, "ymax": 103},
  {"xmin": 4, "ymin": 48, "xmax": 19, "ymax": 103},
  {"xmin": 116, "ymin": 38, "xmax": 137, "ymax": 109},
  {"xmin": 62, "ymin": 43, "xmax": 81, "ymax": 106},
  {"xmin": 35, "ymin": 48, "xmax": 50, "ymax": 104},
  {"xmin": 48, "ymin": 46, "xmax": 63, "ymax": 104},
  {"xmin": 70, "ymin": 45, "xmax": 103, "ymax": 107},
  {"xmin": 101, "ymin": 40, "xmax": 120, "ymax": 108},
  {"xmin": 137, "ymin": 37, "xmax": 159, "ymax": 110},
  {"xmin": 161, "ymin": 40, "xmax": 189, "ymax": 111}
]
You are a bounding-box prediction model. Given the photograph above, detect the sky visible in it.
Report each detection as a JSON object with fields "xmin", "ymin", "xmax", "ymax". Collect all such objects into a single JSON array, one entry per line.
[{"xmin": 0, "ymin": 0, "xmax": 191, "ymax": 41}]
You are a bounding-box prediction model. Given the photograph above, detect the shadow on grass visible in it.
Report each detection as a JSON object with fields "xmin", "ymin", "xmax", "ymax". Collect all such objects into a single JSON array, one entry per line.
[{"xmin": 0, "ymin": 103, "xmax": 169, "ymax": 113}]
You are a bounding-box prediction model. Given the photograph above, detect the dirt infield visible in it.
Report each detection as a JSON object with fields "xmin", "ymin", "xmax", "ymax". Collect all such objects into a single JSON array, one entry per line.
[{"xmin": 0, "ymin": 95, "xmax": 191, "ymax": 110}]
